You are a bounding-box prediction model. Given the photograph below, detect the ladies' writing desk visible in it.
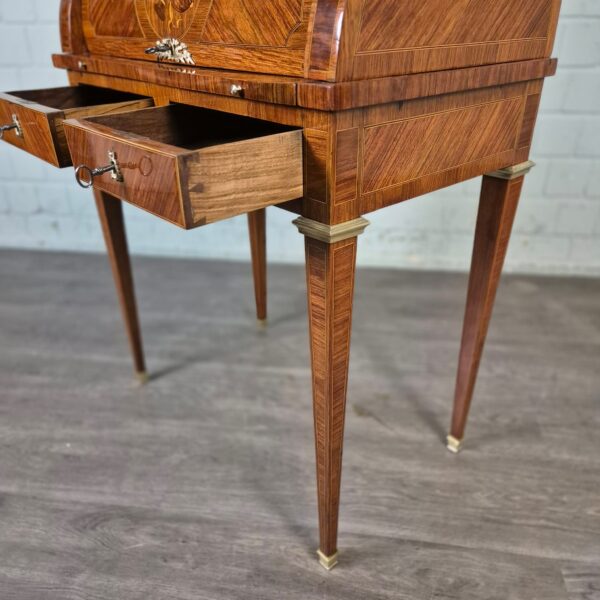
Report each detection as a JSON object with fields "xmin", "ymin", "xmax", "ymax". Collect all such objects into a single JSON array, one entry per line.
[{"xmin": 0, "ymin": 0, "xmax": 562, "ymax": 570}]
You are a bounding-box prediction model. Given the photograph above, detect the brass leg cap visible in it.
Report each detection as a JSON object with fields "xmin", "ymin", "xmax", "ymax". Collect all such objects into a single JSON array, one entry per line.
[
  {"xmin": 446, "ymin": 435, "xmax": 463, "ymax": 454},
  {"xmin": 135, "ymin": 371, "xmax": 149, "ymax": 385},
  {"xmin": 257, "ymin": 318, "xmax": 268, "ymax": 329},
  {"xmin": 317, "ymin": 550, "xmax": 339, "ymax": 571}
]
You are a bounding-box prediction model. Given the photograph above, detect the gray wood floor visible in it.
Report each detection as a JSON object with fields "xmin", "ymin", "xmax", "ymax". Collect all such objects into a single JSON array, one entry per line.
[{"xmin": 0, "ymin": 248, "xmax": 598, "ymax": 600}]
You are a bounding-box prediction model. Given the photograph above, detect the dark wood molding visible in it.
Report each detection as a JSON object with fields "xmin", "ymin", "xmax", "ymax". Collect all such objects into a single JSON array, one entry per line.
[
  {"xmin": 248, "ymin": 208, "xmax": 267, "ymax": 322},
  {"xmin": 94, "ymin": 190, "xmax": 147, "ymax": 380},
  {"xmin": 448, "ymin": 172, "xmax": 528, "ymax": 452},
  {"xmin": 60, "ymin": 0, "xmax": 86, "ymax": 55}
]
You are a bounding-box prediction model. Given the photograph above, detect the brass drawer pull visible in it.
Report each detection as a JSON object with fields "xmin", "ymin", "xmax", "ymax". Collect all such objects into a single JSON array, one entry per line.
[
  {"xmin": 75, "ymin": 151, "xmax": 124, "ymax": 189},
  {"xmin": 0, "ymin": 114, "xmax": 23, "ymax": 139}
]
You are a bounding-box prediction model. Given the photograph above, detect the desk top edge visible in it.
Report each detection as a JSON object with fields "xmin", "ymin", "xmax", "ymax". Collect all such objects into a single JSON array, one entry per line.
[{"xmin": 53, "ymin": 53, "xmax": 558, "ymax": 112}]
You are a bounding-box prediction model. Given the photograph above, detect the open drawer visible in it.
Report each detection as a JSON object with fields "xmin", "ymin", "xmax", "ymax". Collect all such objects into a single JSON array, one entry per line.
[
  {"xmin": 0, "ymin": 86, "xmax": 153, "ymax": 168},
  {"xmin": 63, "ymin": 104, "xmax": 304, "ymax": 228}
]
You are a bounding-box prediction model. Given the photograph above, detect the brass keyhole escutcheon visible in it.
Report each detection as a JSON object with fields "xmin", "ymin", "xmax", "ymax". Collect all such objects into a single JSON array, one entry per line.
[
  {"xmin": 0, "ymin": 115, "xmax": 23, "ymax": 139},
  {"xmin": 75, "ymin": 151, "xmax": 124, "ymax": 189}
]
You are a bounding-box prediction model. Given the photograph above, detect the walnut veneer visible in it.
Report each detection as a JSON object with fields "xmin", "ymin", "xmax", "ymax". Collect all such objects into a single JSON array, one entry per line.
[{"xmin": 0, "ymin": 0, "xmax": 563, "ymax": 572}]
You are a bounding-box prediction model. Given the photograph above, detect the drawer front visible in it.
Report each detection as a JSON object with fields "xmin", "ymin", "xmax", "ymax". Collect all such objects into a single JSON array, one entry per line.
[
  {"xmin": 0, "ymin": 94, "xmax": 62, "ymax": 166},
  {"xmin": 63, "ymin": 122, "xmax": 186, "ymax": 226},
  {"xmin": 63, "ymin": 105, "xmax": 304, "ymax": 229},
  {"xmin": 0, "ymin": 87, "xmax": 152, "ymax": 168}
]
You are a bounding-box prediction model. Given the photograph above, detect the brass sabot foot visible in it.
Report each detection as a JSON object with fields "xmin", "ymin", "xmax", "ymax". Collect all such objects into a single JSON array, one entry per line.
[
  {"xmin": 317, "ymin": 550, "xmax": 339, "ymax": 571},
  {"xmin": 135, "ymin": 371, "xmax": 149, "ymax": 385},
  {"xmin": 446, "ymin": 434, "xmax": 463, "ymax": 454}
]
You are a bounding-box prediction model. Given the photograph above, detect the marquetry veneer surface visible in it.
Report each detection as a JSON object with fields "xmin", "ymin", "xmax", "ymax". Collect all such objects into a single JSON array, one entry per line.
[{"xmin": 73, "ymin": 0, "xmax": 561, "ymax": 81}]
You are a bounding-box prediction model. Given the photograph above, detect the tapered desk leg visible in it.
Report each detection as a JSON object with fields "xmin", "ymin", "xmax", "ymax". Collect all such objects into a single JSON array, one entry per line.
[
  {"xmin": 94, "ymin": 190, "xmax": 147, "ymax": 382},
  {"xmin": 247, "ymin": 208, "xmax": 267, "ymax": 323},
  {"xmin": 294, "ymin": 216, "xmax": 369, "ymax": 570},
  {"xmin": 447, "ymin": 161, "xmax": 534, "ymax": 453}
]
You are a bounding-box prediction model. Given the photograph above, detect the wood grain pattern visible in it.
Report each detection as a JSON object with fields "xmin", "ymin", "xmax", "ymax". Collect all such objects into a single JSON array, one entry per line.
[
  {"xmin": 65, "ymin": 68, "xmax": 330, "ymax": 131},
  {"xmin": 46, "ymin": 70, "xmax": 543, "ymax": 229},
  {"xmin": 347, "ymin": 0, "xmax": 561, "ymax": 80},
  {"xmin": 334, "ymin": 128, "xmax": 359, "ymax": 206},
  {"xmin": 63, "ymin": 104, "xmax": 303, "ymax": 228},
  {"xmin": 351, "ymin": 81, "xmax": 542, "ymax": 215},
  {"xmin": 362, "ymin": 97, "xmax": 523, "ymax": 194},
  {"xmin": 0, "ymin": 92, "xmax": 63, "ymax": 166},
  {"xmin": 88, "ymin": 0, "xmax": 143, "ymax": 37},
  {"xmin": 201, "ymin": 0, "xmax": 303, "ymax": 46},
  {"xmin": 298, "ymin": 58, "xmax": 557, "ymax": 111},
  {"xmin": 60, "ymin": 0, "xmax": 86, "ymax": 54},
  {"xmin": 0, "ymin": 86, "xmax": 151, "ymax": 168},
  {"xmin": 449, "ymin": 173, "xmax": 526, "ymax": 443},
  {"xmin": 52, "ymin": 53, "xmax": 558, "ymax": 112},
  {"xmin": 247, "ymin": 208, "xmax": 267, "ymax": 322},
  {"xmin": 61, "ymin": 0, "xmax": 563, "ymax": 82},
  {"xmin": 80, "ymin": 0, "xmax": 316, "ymax": 77},
  {"xmin": 305, "ymin": 235, "xmax": 358, "ymax": 558},
  {"xmin": 54, "ymin": 52, "xmax": 301, "ymax": 106},
  {"xmin": 307, "ymin": 0, "xmax": 346, "ymax": 81},
  {"xmin": 64, "ymin": 115, "xmax": 187, "ymax": 226},
  {"xmin": 184, "ymin": 129, "xmax": 303, "ymax": 226},
  {"xmin": 94, "ymin": 190, "xmax": 146, "ymax": 376},
  {"xmin": 518, "ymin": 93, "xmax": 543, "ymax": 150},
  {"xmin": 304, "ymin": 128, "xmax": 329, "ymax": 204},
  {"xmin": 358, "ymin": 0, "xmax": 552, "ymax": 52}
]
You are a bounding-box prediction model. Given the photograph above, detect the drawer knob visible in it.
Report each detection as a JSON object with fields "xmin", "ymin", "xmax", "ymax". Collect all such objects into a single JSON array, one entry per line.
[
  {"xmin": 75, "ymin": 151, "xmax": 124, "ymax": 189},
  {"xmin": 230, "ymin": 84, "xmax": 244, "ymax": 98},
  {"xmin": 0, "ymin": 114, "xmax": 23, "ymax": 139}
]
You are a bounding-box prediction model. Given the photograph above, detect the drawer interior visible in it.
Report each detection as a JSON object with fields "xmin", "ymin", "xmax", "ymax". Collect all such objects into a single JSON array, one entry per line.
[
  {"xmin": 63, "ymin": 103, "xmax": 304, "ymax": 228},
  {"xmin": 79, "ymin": 103, "xmax": 299, "ymax": 151},
  {"xmin": 6, "ymin": 85, "xmax": 151, "ymax": 114},
  {"xmin": 0, "ymin": 85, "xmax": 153, "ymax": 167}
]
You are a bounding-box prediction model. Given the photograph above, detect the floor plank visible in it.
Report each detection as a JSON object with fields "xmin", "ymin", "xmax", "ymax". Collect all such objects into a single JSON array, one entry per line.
[
  {"xmin": 1, "ymin": 249, "xmax": 599, "ymax": 599},
  {"xmin": 562, "ymin": 564, "xmax": 600, "ymax": 600}
]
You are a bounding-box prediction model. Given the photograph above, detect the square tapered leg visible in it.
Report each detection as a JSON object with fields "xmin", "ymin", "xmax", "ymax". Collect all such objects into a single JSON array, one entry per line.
[{"xmin": 448, "ymin": 162, "xmax": 534, "ymax": 451}]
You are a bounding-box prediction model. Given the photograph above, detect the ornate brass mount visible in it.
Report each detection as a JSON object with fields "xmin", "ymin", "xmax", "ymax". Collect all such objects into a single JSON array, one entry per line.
[{"xmin": 145, "ymin": 38, "xmax": 195, "ymax": 65}]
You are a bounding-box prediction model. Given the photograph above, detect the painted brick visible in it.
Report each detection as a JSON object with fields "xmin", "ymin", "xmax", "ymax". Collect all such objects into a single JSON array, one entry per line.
[
  {"xmin": 0, "ymin": 2, "xmax": 597, "ymax": 276},
  {"xmin": 0, "ymin": 25, "xmax": 31, "ymax": 65},
  {"xmin": 531, "ymin": 116, "xmax": 582, "ymax": 157},
  {"xmin": 513, "ymin": 197, "xmax": 555, "ymax": 237},
  {"xmin": 575, "ymin": 119, "xmax": 600, "ymax": 157},
  {"xmin": 32, "ymin": 0, "xmax": 60, "ymax": 23},
  {"xmin": 561, "ymin": 1, "xmax": 600, "ymax": 18},
  {"xmin": 0, "ymin": 2, "xmax": 36, "ymax": 23},
  {"xmin": 559, "ymin": 22, "xmax": 600, "ymax": 66},
  {"xmin": 545, "ymin": 160, "xmax": 595, "ymax": 197},
  {"xmin": 564, "ymin": 73, "xmax": 600, "ymax": 113},
  {"xmin": 554, "ymin": 201, "xmax": 600, "ymax": 235},
  {"xmin": 0, "ymin": 183, "xmax": 8, "ymax": 213},
  {"xmin": 585, "ymin": 167, "xmax": 600, "ymax": 199},
  {"xmin": 570, "ymin": 238, "xmax": 600, "ymax": 267}
]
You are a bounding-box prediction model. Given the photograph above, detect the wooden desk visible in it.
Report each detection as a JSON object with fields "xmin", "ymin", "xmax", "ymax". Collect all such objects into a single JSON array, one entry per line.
[{"xmin": 0, "ymin": 0, "xmax": 562, "ymax": 571}]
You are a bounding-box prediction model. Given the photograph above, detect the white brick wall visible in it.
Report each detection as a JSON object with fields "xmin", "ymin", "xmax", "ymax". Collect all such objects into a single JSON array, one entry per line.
[{"xmin": 0, "ymin": 1, "xmax": 598, "ymax": 274}]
